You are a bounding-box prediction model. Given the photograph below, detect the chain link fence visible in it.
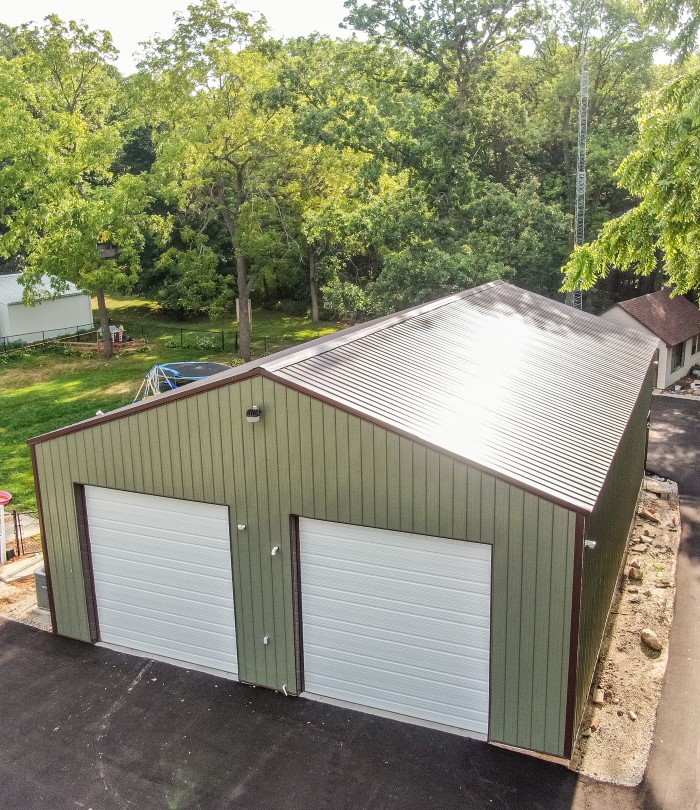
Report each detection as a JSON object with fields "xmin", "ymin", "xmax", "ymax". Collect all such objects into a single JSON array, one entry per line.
[{"xmin": 5, "ymin": 510, "xmax": 42, "ymax": 559}]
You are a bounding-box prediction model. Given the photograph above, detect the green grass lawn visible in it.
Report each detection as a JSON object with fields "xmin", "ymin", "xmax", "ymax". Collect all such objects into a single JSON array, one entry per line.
[{"xmin": 0, "ymin": 297, "xmax": 340, "ymax": 511}]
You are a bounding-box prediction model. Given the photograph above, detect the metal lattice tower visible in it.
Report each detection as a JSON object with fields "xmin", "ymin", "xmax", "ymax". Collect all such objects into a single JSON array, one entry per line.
[{"xmin": 571, "ymin": 64, "xmax": 590, "ymax": 310}]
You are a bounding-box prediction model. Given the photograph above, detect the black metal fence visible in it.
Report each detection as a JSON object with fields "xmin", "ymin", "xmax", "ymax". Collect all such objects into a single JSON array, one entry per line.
[
  {"xmin": 0, "ymin": 323, "xmax": 95, "ymax": 352},
  {"xmin": 5, "ymin": 510, "xmax": 42, "ymax": 558},
  {"xmin": 2, "ymin": 319, "xmax": 325, "ymax": 359}
]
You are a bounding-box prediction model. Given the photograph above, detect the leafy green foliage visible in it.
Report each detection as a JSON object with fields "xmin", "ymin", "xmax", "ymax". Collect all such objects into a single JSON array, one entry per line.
[{"xmin": 563, "ymin": 63, "xmax": 700, "ymax": 293}]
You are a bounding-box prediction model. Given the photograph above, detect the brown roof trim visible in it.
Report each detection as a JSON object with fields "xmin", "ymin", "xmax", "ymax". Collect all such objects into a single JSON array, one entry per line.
[
  {"xmin": 30, "ymin": 444, "xmax": 57, "ymax": 634},
  {"xmin": 563, "ymin": 512, "xmax": 585, "ymax": 759}
]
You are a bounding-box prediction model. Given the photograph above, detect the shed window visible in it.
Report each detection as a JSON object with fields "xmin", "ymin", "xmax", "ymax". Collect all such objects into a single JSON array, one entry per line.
[
  {"xmin": 693, "ymin": 334, "xmax": 700, "ymax": 355},
  {"xmin": 671, "ymin": 341, "xmax": 685, "ymax": 371}
]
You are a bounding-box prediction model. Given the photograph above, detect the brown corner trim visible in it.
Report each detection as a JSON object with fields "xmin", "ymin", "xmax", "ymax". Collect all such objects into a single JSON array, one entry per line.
[
  {"xmin": 563, "ymin": 512, "xmax": 585, "ymax": 759},
  {"xmin": 30, "ymin": 444, "xmax": 57, "ymax": 634},
  {"xmin": 289, "ymin": 514, "xmax": 304, "ymax": 696},
  {"xmin": 74, "ymin": 485, "xmax": 100, "ymax": 644}
]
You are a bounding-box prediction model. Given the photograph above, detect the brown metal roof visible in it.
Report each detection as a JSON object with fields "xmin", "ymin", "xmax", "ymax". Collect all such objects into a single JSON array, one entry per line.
[
  {"xmin": 271, "ymin": 281, "xmax": 657, "ymax": 513},
  {"xmin": 615, "ymin": 289, "xmax": 700, "ymax": 347},
  {"xmin": 30, "ymin": 281, "xmax": 657, "ymax": 514}
]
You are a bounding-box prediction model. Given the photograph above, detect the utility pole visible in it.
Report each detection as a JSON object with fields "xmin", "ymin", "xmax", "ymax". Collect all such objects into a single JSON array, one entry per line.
[{"xmin": 571, "ymin": 62, "xmax": 590, "ymax": 310}]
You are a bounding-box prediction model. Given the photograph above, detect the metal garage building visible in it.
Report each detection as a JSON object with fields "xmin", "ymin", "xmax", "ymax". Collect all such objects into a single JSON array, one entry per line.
[{"xmin": 30, "ymin": 281, "xmax": 658, "ymax": 762}]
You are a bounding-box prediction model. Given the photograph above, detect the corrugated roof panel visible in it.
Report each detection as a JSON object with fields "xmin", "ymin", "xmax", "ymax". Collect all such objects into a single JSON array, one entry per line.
[
  {"xmin": 272, "ymin": 282, "xmax": 657, "ymax": 513},
  {"xmin": 615, "ymin": 289, "xmax": 700, "ymax": 346}
]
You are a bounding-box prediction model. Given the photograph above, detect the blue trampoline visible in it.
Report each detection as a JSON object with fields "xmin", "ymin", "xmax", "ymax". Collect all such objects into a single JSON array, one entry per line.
[{"xmin": 134, "ymin": 362, "xmax": 231, "ymax": 402}]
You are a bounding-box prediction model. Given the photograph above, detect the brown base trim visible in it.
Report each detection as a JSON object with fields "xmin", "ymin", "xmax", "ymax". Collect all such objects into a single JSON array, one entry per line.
[
  {"xmin": 74, "ymin": 485, "xmax": 100, "ymax": 644},
  {"xmin": 490, "ymin": 741, "xmax": 570, "ymax": 768},
  {"xmin": 563, "ymin": 512, "xmax": 585, "ymax": 759},
  {"xmin": 30, "ymin": 445, "xmax": 57, "ymax": 634}
]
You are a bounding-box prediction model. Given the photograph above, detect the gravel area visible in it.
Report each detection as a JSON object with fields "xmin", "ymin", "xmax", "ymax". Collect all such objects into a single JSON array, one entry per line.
[
  {"xmin": 0, "ymin": 573, "xmax": 52, "ymax": 631},
  {"xmin": 570, "ymin": 476, "xmax": 680, "ymax": 786}
]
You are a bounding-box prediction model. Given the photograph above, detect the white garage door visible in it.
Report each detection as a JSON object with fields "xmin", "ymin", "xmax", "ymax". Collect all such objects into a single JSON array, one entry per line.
[
  {"xmin": 85, "ymin": 487, "xmax": 237, "ymax": 677},
  {"xmin": 300, "ymin": 518, "xmax": 491, "ymax": 736}
]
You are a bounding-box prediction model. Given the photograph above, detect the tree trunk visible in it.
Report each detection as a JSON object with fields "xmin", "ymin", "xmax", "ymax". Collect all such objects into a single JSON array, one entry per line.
[
  {"xmin": 309, "ymin": 243, "xmax": 320, "ymax": 324},
  {"xmin": 96, "ymin": 288, "xmax": 113, "ymax": 360},
  {"xmin": 237, "ymin": 256, "xmax": 252, "ymax": 362}
]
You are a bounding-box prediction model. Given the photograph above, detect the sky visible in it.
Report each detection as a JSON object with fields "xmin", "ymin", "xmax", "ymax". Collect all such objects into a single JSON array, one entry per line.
[{"xmin": 2, "ymin": 1, "xmax": 352, "ymax": 73}]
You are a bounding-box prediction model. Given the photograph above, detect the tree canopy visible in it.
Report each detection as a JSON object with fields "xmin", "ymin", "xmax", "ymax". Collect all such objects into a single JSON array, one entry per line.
[{"xmin": 0, "ymin": 0, "xmax": 686, "ymax": 357}]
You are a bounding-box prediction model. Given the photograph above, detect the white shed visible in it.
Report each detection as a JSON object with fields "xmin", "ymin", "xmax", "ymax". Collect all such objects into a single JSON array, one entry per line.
[
  {"xmin": 600, "ymin": 289, "xmax": 700, "ymax": 388},
  {"xmin": 0, "ymin": 274, "xmax": 93, "ymax": 347}
]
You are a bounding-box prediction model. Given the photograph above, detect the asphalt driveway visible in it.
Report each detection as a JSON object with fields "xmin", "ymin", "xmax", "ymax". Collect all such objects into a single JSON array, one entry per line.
[{"xmin": 0, "ymin": 394, "xmax": 697, "ymax": 810}]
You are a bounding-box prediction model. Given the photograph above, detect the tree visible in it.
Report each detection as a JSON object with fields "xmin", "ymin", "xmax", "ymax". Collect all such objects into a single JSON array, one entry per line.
[
  {"xmin": 141, "ymin": 0, "xmax": 300, "ymax": 361},
  {"xmin": 562, "ymin": 63, "xmax": 700, "ymax": 294},
  {"xmin": 0, "ymin": 17, "xmax": 158, "ymax": 358}
]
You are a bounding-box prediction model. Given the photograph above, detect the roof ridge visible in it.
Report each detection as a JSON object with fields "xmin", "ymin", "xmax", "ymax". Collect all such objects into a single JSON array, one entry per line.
[{"xmin": 263, "ymin": 280, "xmax": 506, "ymax": 373}]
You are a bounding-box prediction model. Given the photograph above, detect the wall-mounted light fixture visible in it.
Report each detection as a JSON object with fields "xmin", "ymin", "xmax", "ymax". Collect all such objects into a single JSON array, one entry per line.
[
  {"xmin": 237, "ymin": 523, "xmax": 247, "ymax": 531},
  {"xmin": 271, "ymin": 546, "xmax": 280, "ymax": 556},
  {"xmin": 246, "ymin": 405, "xmax": 262, "ymax": 423},
  {"xmin": 584, "ymin": 539, "xmax": 597, "ymax": 550}
]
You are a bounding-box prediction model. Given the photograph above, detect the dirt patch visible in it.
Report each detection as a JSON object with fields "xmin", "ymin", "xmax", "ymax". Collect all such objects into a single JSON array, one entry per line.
[
  {"xmin": 0, "ymin": 574, "xmax": 51, "ymax": 631},
  {"xmin": 570, "ymin": 477, "xmax": 680, "ymax": 785}
]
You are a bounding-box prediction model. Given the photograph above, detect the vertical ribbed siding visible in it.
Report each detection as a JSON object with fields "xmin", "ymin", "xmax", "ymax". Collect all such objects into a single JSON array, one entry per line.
[
  {"xmin": 573, "ymin": 362, "xmax": 655, "ymax": 738},
  {"xmin": 35, "ymin": 375, "xmax": 576, "ymax": 756}
]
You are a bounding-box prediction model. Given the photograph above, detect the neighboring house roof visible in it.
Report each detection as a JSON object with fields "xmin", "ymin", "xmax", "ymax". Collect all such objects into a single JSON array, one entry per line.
[
  {"xmin": 613, "ymin": 289, "xmax": 700, "ymax": 347},
  {"xmin": 30, "ymin": 281, "xmax": 658, "ymax": 514},
  {"xmin": 0, "ymin": 273, "xmax": 84, "ymax": 306}
]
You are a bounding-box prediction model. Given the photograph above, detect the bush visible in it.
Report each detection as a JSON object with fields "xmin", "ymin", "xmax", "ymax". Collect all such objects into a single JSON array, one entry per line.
[{"xmin": 272, "ymin": 299, "xmax": 310, "ymax": 317}]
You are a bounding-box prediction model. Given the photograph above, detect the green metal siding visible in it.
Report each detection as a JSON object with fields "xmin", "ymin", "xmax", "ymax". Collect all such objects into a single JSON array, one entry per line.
[
  {"xmin": 34, "ymin": 375, "xmax": 576, "ymax": 756},
  {"xmin": 573, "ymin": 362, "xmax": 655, "ymax": 737}
]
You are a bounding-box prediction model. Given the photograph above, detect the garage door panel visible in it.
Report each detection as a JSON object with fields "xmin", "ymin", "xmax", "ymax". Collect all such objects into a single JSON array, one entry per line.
[
  {"xmin": 95, "ymin": 577, "xmax": 235, "ymax": 613},
  {"xmin": 99, "ymin": 627, "xmax": 238, "ymax": 672},
  {"xmin": 96, "ymin": 586, "xmax": 234, "ymax": 624},
  {"xmin": 302, "ymin": 581, "xmax": 490, "ymax": 626},
  {"xmin": 304, "ymin": 640, "xmax": 489, "ymax": 687},
  {"xmin": 90, "ymin": 549, "xmax": 234, "ymax": 593},
  {"xmin": 303, "ymin": 549, "xmax": 491, "ymax": 590},
  {"xmin": 85, "ymin": 487, "xmax": 238, "ymax": 677},
  {"xmin": 303, "ymin": 624, "xmax": 490, "ymax": 679},
  {"xmin": 87, "ymin": 519, "xmax": 230, "ymax": 556},
  {"xmin": 300, "ymin": 518, "xmax": 491, "ymax": 736},
  {"xmin": 304, "ymin": 670, "xmax": 488, "ymax": 730},
  {"xmin": 306, "ymin": 663, "xmax": 488, "ymax": 712},
  {"xmin": 98, "ymin": 602, "xmax": 236, "ymax": 646},
  {"xmin": 302, "ymin": 605, "xmax": 490, "ymax": 654}
]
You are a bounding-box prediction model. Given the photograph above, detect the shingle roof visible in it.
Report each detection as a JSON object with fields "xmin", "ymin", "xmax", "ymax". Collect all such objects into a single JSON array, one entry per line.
[
  {"xmin": 615, "ymin": 289, "xmax": 700, "ymax": 346},
  {"xmin": 30, "ymin": 281, "xmax": 658, "ymax": 514},
  {"xmin": 0, "ymin": 273, "xmax": 83, "ymax": 305}
]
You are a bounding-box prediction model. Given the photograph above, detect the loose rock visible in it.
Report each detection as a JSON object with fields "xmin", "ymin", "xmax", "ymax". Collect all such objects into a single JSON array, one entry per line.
[
  {"xmin": 640, "ymin": 628, "xmax": 663, "ymax": 651},
  {"xmin": 592, "ymin": 688, "xmax": 605, "ymax": 706},
  {"xmin": 628, "ymin": 567, "xmax": 644, "ymax": 581},
  {"xmin": 629, "ymin": 711, "xmax": 637, "ymax": 721},
  {"xmin": 632, "ymin": 544, "xmax": 648, "ymax": 553}
]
